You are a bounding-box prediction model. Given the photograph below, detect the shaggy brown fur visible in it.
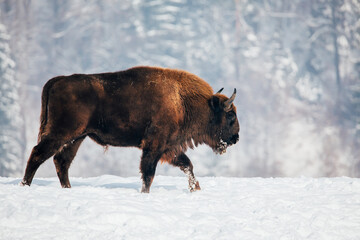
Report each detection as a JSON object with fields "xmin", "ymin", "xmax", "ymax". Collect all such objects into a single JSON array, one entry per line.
[{"xmin": 21, "ymin": 66, "xmax": 240, "ymax": 193}]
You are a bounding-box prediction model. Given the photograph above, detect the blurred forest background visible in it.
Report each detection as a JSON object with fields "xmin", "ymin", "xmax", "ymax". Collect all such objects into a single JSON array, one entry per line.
[{"xmin": 0, "ymin": 0, "xmax": 359, "ymax": 178}]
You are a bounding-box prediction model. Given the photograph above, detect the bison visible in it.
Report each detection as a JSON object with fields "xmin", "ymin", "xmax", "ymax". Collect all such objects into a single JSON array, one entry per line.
[{"xmin": 21, "ymin": 66, "xmax": 239, "ymax": 193}]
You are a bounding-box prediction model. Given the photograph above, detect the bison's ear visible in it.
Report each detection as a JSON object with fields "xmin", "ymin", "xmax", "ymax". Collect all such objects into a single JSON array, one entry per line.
[{"xmin": 209, "ymin": 95, "xmax": 223, "ymax": 113}]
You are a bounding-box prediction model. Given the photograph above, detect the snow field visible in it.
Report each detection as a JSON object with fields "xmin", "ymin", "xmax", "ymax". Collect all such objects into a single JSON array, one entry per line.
[{"xmin": 1, "ymin": 176, "xmax": 360, "ymax": 240}]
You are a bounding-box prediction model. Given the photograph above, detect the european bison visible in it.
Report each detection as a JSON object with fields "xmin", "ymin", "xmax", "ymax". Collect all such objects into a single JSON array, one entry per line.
[{"xmin": 21, "ymin": 66, "xmax": 239, "ymax": 193}]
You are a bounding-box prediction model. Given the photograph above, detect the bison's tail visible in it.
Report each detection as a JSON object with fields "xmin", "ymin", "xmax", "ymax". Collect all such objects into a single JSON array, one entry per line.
[{"xmin": 37, "ymin": 77, "xmax": 60, "ymax": 143}]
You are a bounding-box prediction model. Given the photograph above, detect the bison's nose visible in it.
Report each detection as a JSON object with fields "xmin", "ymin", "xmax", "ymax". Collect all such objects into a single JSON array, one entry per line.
[{"xmin": 231, "ymin": 134, "xmax": 239, "ymax": 144}]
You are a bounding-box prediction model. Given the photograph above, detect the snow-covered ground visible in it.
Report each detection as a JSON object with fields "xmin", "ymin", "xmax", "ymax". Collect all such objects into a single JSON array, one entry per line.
[{"xmin": 1, "ymin": 176, "xmax": 359, "ymax": 240}]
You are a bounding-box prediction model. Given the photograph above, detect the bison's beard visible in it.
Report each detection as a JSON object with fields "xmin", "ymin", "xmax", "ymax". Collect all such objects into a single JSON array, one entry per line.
[{"xmin": 214, "ymin": 139, "xmax": 228, "ymax": 155}]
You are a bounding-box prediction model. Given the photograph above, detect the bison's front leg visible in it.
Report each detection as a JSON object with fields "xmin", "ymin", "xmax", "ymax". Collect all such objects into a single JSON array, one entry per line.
[
  {"xmin": 171, "ymin": 153, "xmax": 201, "ymax": 192},
  {"xmin": 140, "ymin": 148, "xmax": 162, "ymax": 193}
]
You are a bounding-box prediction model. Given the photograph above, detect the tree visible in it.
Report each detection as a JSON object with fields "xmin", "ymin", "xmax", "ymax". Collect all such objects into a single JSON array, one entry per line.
[{"xmin": 0, "ymin": 20, "xmax": 24, "ymax": 176}]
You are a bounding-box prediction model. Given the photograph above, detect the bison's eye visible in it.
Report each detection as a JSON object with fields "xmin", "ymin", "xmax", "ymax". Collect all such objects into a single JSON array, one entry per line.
[{"xmin": 227, "ymin": 112, "xmax": 236, "ymax": 125}]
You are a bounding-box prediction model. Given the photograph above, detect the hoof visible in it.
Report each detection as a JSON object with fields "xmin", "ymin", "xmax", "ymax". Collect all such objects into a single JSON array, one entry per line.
[
  {"xmin": 141, "ymin": 189, "xmax": 150, "ymax": 193},
  {"xmin": 19, "ymin": 180, "xmax": 30, "ymax": 186},
  {"xmin": 190, "ymin": 181, "xmax": 201, "ymax": 192},
  {"xmin": 141, "ymin": 184, "xmax": 150, "ymax": 193}
]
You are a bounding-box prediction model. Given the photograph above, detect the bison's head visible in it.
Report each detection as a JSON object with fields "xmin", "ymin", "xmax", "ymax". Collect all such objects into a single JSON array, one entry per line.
[{"xmin": 208, "ymin": 88, "xmax": 240, "ymax": 154}]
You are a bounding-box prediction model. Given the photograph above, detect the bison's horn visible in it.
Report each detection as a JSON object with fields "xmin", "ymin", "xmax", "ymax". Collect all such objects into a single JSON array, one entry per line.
[
  {"xmin": 224, "ymin": 88, "xmax": 236, "ymax": 111},
  {"xmin": 216, "ymin": 88, "xmax": 224, "ymax": 94}
]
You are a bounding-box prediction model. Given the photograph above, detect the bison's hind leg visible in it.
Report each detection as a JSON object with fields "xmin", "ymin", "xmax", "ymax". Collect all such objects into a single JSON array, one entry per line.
[
  {"xmin": 21, "ymin": 137, "xmax": 63, "ymax": 186},
  {"xmin": 170, "ymin": 153, "xmax": 201, "ymax": 192},
  {"xmin": 53, "ymin": 136, "xmax": 85, "ymax": 188}
]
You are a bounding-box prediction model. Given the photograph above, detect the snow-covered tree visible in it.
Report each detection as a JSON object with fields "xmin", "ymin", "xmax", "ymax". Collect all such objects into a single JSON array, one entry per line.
[{"xmin": 0, "ymin": 20, "xmax": 24, "ymax": 176}]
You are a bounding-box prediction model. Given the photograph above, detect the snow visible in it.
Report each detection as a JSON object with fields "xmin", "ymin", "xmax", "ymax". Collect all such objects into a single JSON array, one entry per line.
[{"xmin": 1, "ymin": 176, "xmax": 360, "ymax": 239}]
